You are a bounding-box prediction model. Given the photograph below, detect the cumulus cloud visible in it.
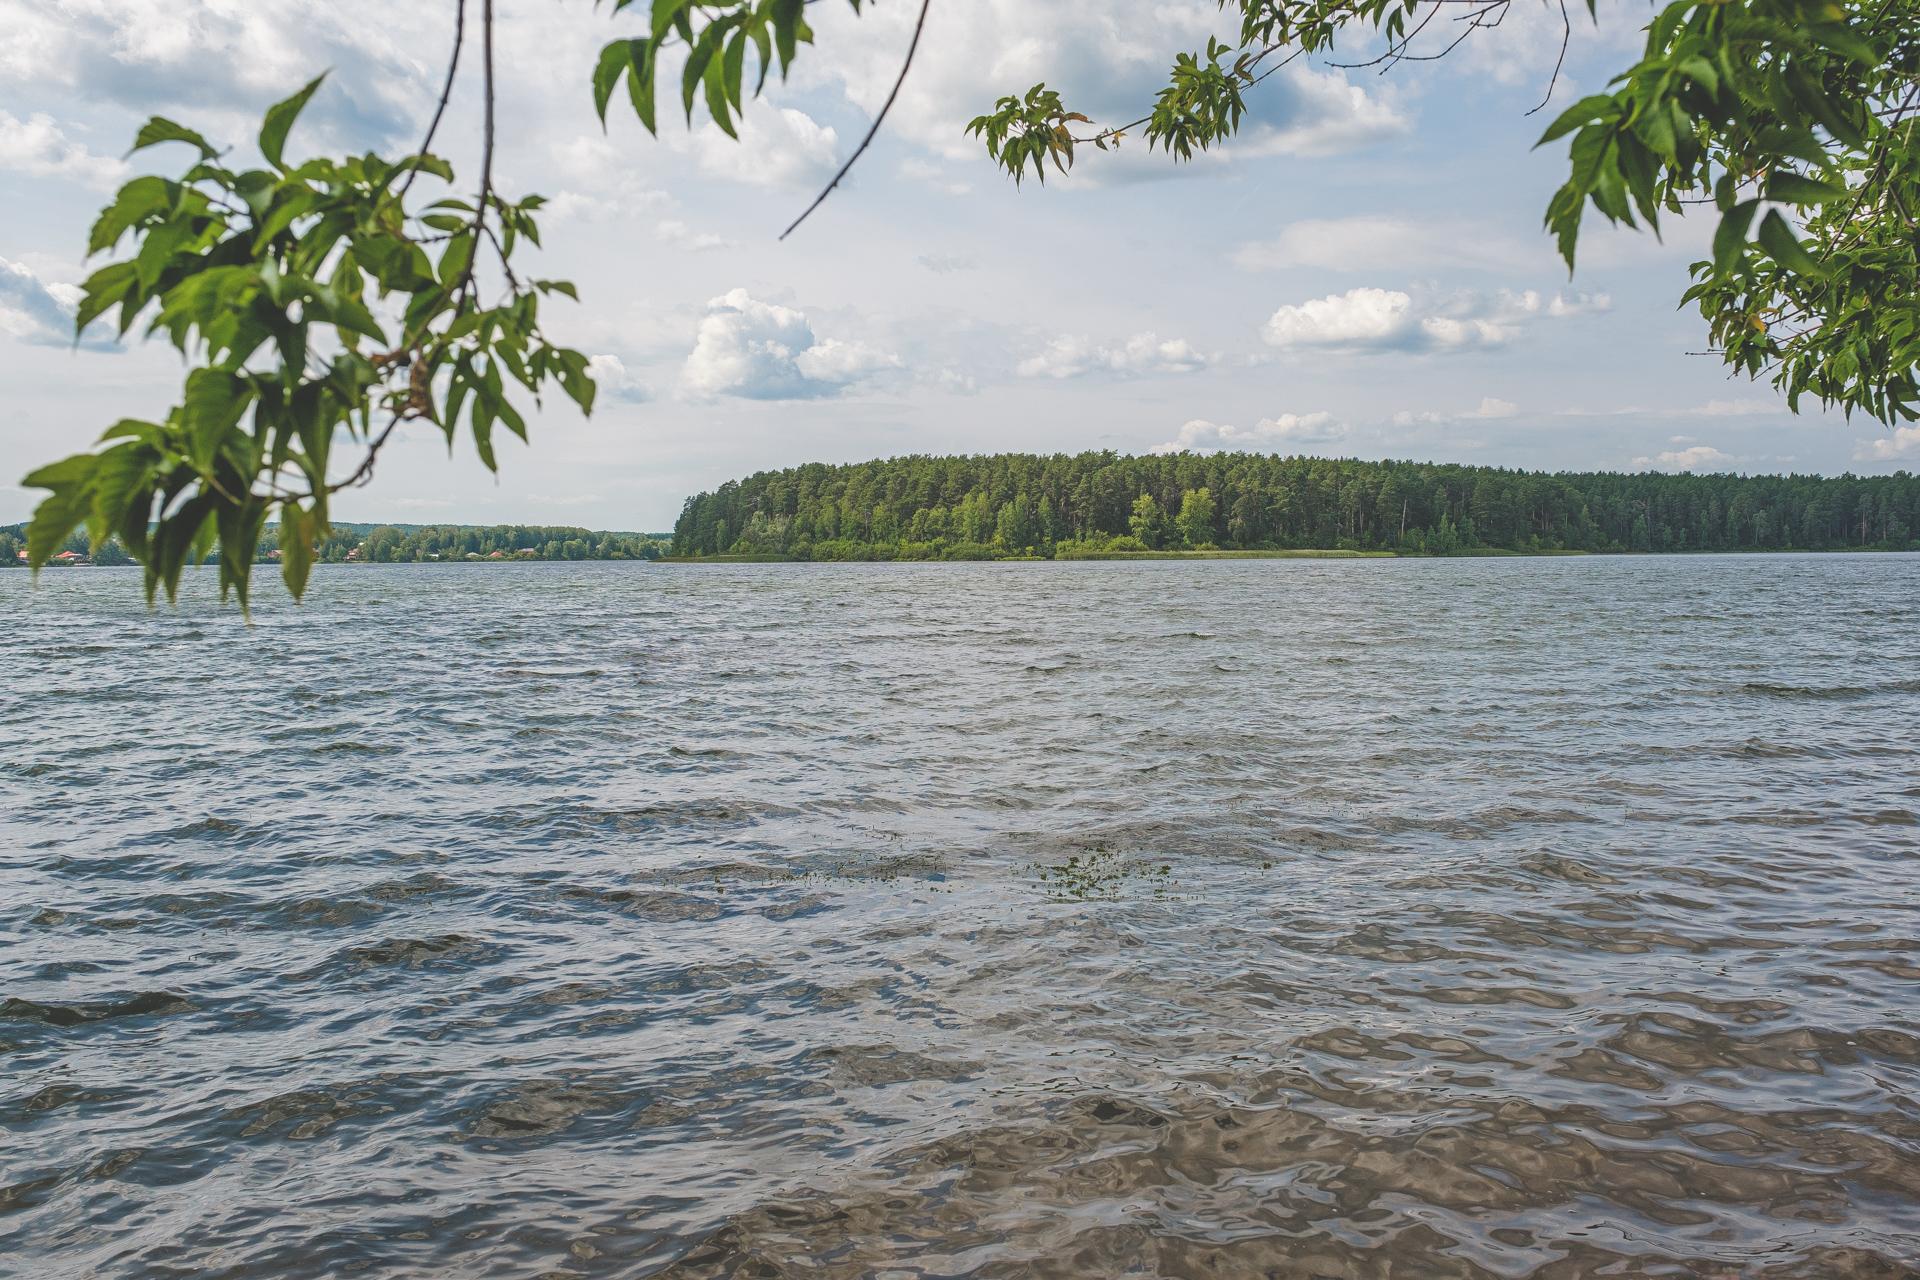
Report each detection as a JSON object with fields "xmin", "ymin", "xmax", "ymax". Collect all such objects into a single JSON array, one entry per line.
[
  {"xmin": 0, "ymin": 258, "xmax": 118, "ymax": 351},
  {"xmin": 587, "ymin": 353, "xmax": 651, "ymax": 404},
  {"xmin": 655, "ymin": 219, "xmax": 730, "ymax": 252},
  {"xmin": 1215, "ymin": 68, "xmax": 1409, "ymax": 158},
  {"xmin": 1262, "ymin": 287, "xmax": 1609, "ymax": 354},
  {"xmin": 1151, "ymin": 412, "xmax": 1347, "ymax": 455},
  {"xmin": 682, "ymin": 288, "xmax": 899, "ymax": 399},
  {"xmin": 544, "ymin": 137, "xmax": 672, "ymax": 223},
  {"xmin": 803, "ymin": 0, "xmax": 1405, "ymax": 170},
  {"xmin": 1016, "ymin": 332, "xmax": 1210, "ymax": 379},
  {"xmin": 689, "ymin": 107, "xmax": 839, "ymax": 189},
  {"xmin": 0, "ymin": 0, "xmax": 427, "ymax": 150},
  {"xmin": 1855, "ymin": 426, "xmax": 1920, "ymax": 462},
  {"xmin": 1634, "ymin": 445, "xmax": 1734, "ymax": 472},
  {"xmin": 0, "ymin": 111, "xmax": 126, "ymax": 189},
  {"xmin": 1393, "ymin": 396, "xmax": 1519, "ymax": 425}
]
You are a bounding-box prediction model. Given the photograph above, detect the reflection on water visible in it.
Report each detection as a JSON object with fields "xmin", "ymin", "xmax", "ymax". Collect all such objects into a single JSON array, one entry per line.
[{"xmin": 2, "ymin": 556, "xmax": 1918, "ymax": 1278}]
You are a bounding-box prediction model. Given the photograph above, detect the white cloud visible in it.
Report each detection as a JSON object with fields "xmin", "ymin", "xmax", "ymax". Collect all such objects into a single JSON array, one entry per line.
[
  {"xmin": 918, "ymin": 253, "xmax": 976, "ymax": 274},
  {"xmin": 1392, "ymin": 396, "xmax": 1518, "ymax": 426},
  {"xmin": 689, "ymin": 107, "xmax": 839, "ymax": 189},
  {"xmin": 803, "ymin": 0, "xmax": 1405, "ymax": 170},
  {"xmin": 794, "ymin": 336, "xmax": 900, "ymax": 383},
  {"xmin": 1634, "ymin": 445, "xmax": 1734, "ymax": 472},
  {"xmin": 1233, "ymin": 216, "xmax": 1532, "ymax": 274},
  {"xmin": 0, "ymin": 111, "xmax": 126, "ymax": 189},
  {"xmin": 929, "ymin": 367, "xmax": 980, "ymax": 395},
  {"xmin": 682, "ymin": 288, "xmax": 898, "ymax": 399},
  {"xmin": 0, "ymin": 257, "xmax": 118, "ymax": 351},
  {"xmin": 1691, "ymin": 398, "xmax": 1779, "ymax": 417},
  {"xmin": 1262, "ymin": 287, "xmax": 1608, "ymax": 354},
  {"xmin": 544, "ymin": 137, "xmax": 671, "ymax": 223},
  {"xmin": 655, "ymin": 219, "xmax": 730, "ymax": 252},
  {"xmin": 1016, "ymin": 332, "xmax": 1210, "ymax": 379},
  {"xmin": 0, "ymin": 0, "xmax": 428, "ymax": 150},
  {"xmin": 1855, "ymin": 426, "xmax": 1920, "ymax": 462},
  {"xmin": 1152, "ymin": 412, "xmax": 1347, "ymax": 454},
  {"xmin": 1216, "ymin": 68, "xmax": 1409, "ymax": 158},
  {"xmin": 900, "ymin": 157, "xmax": 972, "ymax": 195},
  {"xmin": 587, "ymin": 353, "xmax": 651, "ymax": 404}
]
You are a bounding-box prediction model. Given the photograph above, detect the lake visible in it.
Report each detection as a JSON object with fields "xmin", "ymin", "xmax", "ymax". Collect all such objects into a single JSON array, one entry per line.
[{"xmin": 3, "ymin": 556, "xmax": 1918, "ymax": 1278}]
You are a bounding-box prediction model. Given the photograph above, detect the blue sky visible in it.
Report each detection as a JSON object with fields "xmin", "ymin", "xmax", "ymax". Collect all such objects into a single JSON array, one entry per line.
[{"xmin": 2, "ymin": 0, "xmax": 1912, "ymax": 532}]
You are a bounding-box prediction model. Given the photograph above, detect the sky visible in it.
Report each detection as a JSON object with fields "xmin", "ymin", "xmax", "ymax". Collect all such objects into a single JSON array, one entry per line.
[{"xmin": 2, "ymin": 0, "xmax": 1913, "ymax": 533}]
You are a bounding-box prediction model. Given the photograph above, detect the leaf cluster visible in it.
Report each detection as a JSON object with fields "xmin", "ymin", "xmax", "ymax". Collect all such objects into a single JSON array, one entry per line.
[
  {"xmin": 22, "ymin": 76, "xmax": 594, "ymax": 608},
  {"xmin": 592, "ymin": 0, "xmax": 862, "ymax": 139},
  {"xmin": 965, "ymin": 0, "xmax": 1918, "ymax": 424}
]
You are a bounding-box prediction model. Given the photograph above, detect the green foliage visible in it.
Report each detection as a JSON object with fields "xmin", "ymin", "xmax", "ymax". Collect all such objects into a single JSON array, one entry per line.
[
  {"xmin": 22, "ymin": 75, "xmax": 592, "ymax": 608},
  {"xmin": 1130, "ymin": 492, "xmax": 1170, "ymax": 549},
  {"xmin": 1176, "ymin": 486, "xmax": 1218, "ymax": 549},
  {"xmin": 671, "ymin": 452, "xmax": 1920, "ymax": 558},
  {"xmin": 965, "ymin": 0, "xmax": 1918, "ymax": 424},
  {"xmin": 1540, "ymin": 0, "xmax": 1918, "ymax": 423},
  {"xmin": 1, "ymin": 521, "xmax": 664, "ymax": 566},
  {"xmin": 592, "ymin": 0, "xmax": 862, "ymax": 141}
]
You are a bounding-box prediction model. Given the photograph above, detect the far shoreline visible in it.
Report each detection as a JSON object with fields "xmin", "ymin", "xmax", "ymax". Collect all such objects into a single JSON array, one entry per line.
[{"xmin": 659, "ymin": 546, "xmax": 1919, "ymax": 564}]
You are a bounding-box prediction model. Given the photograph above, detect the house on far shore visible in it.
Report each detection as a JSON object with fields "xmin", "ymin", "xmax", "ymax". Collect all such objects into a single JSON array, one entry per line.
[
  {"xmin": 13, "ymin": 550, "xmax": 25, "ymax": 564},
  {"xmin": 51, "ymin": 550, "xmax": 90, "ymax": 566},
  {"xmin": 267, "ymin": 549, "xmax": 283, "ymax": 560}
]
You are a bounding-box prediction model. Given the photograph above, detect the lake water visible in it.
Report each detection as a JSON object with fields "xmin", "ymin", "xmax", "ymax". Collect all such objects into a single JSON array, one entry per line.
[{"xmin": 3, "ymin": 556, "xmax": 1919, "ymax": 1279}]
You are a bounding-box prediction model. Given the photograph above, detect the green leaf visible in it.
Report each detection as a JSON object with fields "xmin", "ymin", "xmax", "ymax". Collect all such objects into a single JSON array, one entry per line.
[
  {"xmin": 88, "ymin": 176, "xmax": 172, "ymax": 257},
  {"xmin": 280, "ymin": 503, "xmax": 314, "ymax": 599},
  {"xmin": 88, "ymin": 442, "xmax": 156, "ymax": 549},
  {"xmin": 24, "ymin": 455, "xmax": 98, "ymax": 571},
  {"xmin": 683, "ymin": 23, "xmax": 723, "ymax": 123},
  {"xmin": 130, "ymin": 117, "xmax": 219, "ymax": 160},
  {"xmin": 1712, "ymin": 198, "xmax": 1759, "ymax": 274},
  {"xmin": 627, "ymin": 43, "xmax": 659, "ymax": 134},
  {"xmin": 593, "ymin": 40, "xmax": 634, "ymax": 123},
  {"xmin": 1755, "ymin": 209, "xmax": 1824, "ymax": 278},
  {"xmin": 1535, "ymin": 95, "xmax": 1615, "ymax": 146},
  {"xmin": 1765, "ymin": 172, "xmax": 1849, "ymax": 205},
  {"xmin": 182, "ymin": 368, "xmax": 252, "ymax": 472},
  {"xmin": 703, "ymin": 49, "xmax": 736, "ymax": 138},
  {"xmin": 260, "ymin": 74, "xmax": 327, "ymax": 170},
  {"xmin": 722, "ymin": 28, "xmax": 748, "ymax": 112}
]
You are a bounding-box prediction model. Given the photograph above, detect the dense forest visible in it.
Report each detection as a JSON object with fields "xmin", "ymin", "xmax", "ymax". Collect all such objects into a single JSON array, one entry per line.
[
  {"xmin": 671, "ymin": 454, "xmax": 1920, "ymax": 559},
  {"xmin": 1, "ymin": 523, "xmax": 668, "ymax": 567}
]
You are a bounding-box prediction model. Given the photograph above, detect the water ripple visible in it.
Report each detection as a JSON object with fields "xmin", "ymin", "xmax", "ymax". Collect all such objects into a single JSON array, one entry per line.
[{"xmin": 2, "ymin": 555, "xmax": 1918, "ymax": 1277}]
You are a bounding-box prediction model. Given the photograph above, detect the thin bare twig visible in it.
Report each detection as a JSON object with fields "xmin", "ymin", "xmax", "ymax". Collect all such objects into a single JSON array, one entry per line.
[
  {"xmin": 780, "ymin": 0, "xmax": 933, "ymax": 240},
  {"xmin": 398, "ymin": 0, "xmax": 467, "ymax": 203},
  {"xmin": 1525, "ymin": 0, "xmax": 1572, "ymax": 116},
  {"xmin": 340, "ymin": 0, "xmax": 493, "ymax": 495}
]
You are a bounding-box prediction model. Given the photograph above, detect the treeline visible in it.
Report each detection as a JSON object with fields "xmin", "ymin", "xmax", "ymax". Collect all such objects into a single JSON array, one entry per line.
[
  {"xmin": 294, "ymin": 524, "xmax": 666, "ymax": 563},
  {"xmin": 671, "ymin": 453, "xmax": 1920, "ymax": 559},
  {"xmin": 1, "ymin": 523, "xmax": 668, "ymax": 566}
]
